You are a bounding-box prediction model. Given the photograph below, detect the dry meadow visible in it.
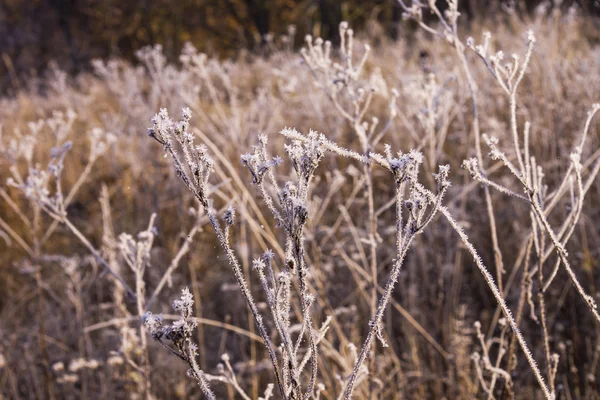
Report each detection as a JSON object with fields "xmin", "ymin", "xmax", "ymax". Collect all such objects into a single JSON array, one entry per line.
[{"xmin": 1, "ymin": 2, "xmax": 600, "ymax": 399}]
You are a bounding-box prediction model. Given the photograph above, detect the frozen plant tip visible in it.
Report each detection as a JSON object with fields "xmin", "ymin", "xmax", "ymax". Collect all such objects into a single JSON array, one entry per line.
[
  {"xmin": 148, "ymin": 108, "xmax": 214, "ymax": 208},
  {"xmin": 143, "ymin": 288, "xmax": 215, "ymax": 399},
  {"xmin": 148, "ymin": 108, "xmax": 287, "ymax": 397}
]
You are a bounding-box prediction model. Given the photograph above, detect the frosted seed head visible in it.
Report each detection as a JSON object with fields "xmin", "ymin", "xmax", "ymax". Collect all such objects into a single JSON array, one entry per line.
[
  {"xmin": 223, "ymin": 206, "xmax": 236, "ymax": 226},
  {"xmin": 252, "ymin": 258, "xmax": 266, "ymax": 271},
  {"xmin": 181, "ymin": 107, "xmax": 192, "ymax": 120},
  {"xmin": 263, "ymin": 249, "xmax": 274, "ymax": 261},
  {"xmin": 173, "ymin": 288, "xmax": 194, "ymax": 317}
]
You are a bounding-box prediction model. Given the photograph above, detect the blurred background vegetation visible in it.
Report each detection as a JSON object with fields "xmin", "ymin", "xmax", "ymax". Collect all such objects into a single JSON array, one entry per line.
[
  {"xmin": 2, "ymin": 1, "xmax": 600, "ymax": 398},
  {"xmin": 1, "ymin": 0, "xmax": 599, "ymax": 93}
]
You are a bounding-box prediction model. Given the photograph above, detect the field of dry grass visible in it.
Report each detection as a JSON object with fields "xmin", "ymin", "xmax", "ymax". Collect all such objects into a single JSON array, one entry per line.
[{"xmin": 1, "ymin": 3, "xmax": 600, "ymax": 399}]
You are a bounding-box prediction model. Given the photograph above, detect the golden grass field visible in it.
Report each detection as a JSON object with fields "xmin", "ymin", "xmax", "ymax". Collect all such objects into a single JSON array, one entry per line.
[{"xmin": 1, "ymin": 3, "xmax": 600, "ymax": 399}]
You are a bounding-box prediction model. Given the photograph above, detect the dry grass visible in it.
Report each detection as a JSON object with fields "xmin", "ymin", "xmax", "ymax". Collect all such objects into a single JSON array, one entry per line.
[{"xmin": 1, "ymin": 3, "xmax": 599, "ymax": 399}]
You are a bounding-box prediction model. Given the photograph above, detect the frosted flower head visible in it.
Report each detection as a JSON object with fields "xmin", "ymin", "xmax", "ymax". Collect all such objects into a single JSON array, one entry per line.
[
  {"xmin": 252, "ymin": 258, "xmax": 266, "ymax": 271},
  {"xmin": 462, "ymin": 158, "xmax": 480, "ymax": 178},
  {"xmin": 142, "ymin": 311, "xmax": 164, "ymax": 340},
  {"xmin": 484, "ymin": 134, "xmax": 499, "ymax": 146},
  {"xmin": 489, "ymin": 148, "xmax": 504, "ymax": 161},
  {"xmin": 181, "ymin": 107, "xmax": 192, "ymax": 121},
  {"xmin": 434, "ymin": 164, "xmax": 451, "ymax": 189},
  {"xmin": 148, "ymin": 108, "xmax": 175, "ymax": 144},
  {"xmin": 408, "ymin": 149, "xmax": 423, "ymax": 165},
  {"xmin": 173, "ymin": 287, "xmax": 194, "ymax": 318},
  {"xmin": 282, "ymin": 129, "xmax": 325, "ymax": 180},
  {"xmin": 241, "ymin": 139, "xmax": 283, "ymax": 184},
  {"xmin": 263, "ymin": 249, "xmax": 275, "ymax": 261},
  {"xmin": 223, "ymin": 206, "xmax": 236, "ymax": 226}
]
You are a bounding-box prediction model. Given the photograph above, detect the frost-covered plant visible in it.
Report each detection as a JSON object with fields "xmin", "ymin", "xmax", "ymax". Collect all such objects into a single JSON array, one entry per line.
[
  {"xmin": 143, "ymin": 288, "xmax": 215, "ymax": 398},
  {"xmin": 399, "ymin": 1, "xmax": 600, "ymax": 399},
  {"xmin": 7, "ymin": 137, "xmax": 133, "ymax": 296},
  {"xmin": 145, "ymin": 102, "xmax": 454, "ymax": 399},
  {"xmin": 283, "ymin": 127, "xmax": 451, "ymax": 398},
  {"xmin": 147, "ymin": 108, "xmax": 333, "ymax": 398},
  {"xmin": 2, "ymin": 4, "xmax": 600, "ymax": 400}
]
